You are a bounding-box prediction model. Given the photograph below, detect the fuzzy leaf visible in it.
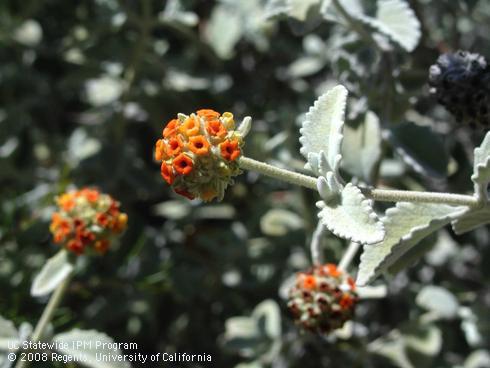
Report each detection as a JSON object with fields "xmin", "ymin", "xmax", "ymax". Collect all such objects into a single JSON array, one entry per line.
[
  {"xmin": 357, "ymin": 203, "xmax": 465, "ymax": 286},
  {"xmin": 288, "ymin": 0, "xmax": 321, "ymax": 21},
  {"xmin": 359, "ymin": 0, "xmax": 421, "ymax": 52},
  {"xmin": 342, "ymin": 111, "xmax": 382, "ymax": 183},
  {"xmin": 31, "ymin": 250, "xmax": 73, "ymax": 297},
  {"xmin": 54, "ymin": 329, "xmax": 130, "ymax": 368},
  {"xmin": 260, "ymin": 209, "xmax": 303, "ymax": 236},
  {"xmin": 0, "ymin": 316, "xmax": 18, "ymax": 351},
  {"xmin": 204, "ymin": 5, "xmax": 243, "ymax": 59},
  {"xmin": 471, "ymin": 131, "xmax": 490, "ymax": 201},
  {"xmin": 451, "ymin": 132, "xmax": 490, "ymax": 234},
  {"xmin": 416, "ymin": 286, "xmax": 459, "ymax": 319},
  {"xmin": 299, "ymin": 85, "xmax": 348, "ymax": 176},
  {"xmin": 316, "ymin": 183, "xmax": 385, "ymax": 244}
]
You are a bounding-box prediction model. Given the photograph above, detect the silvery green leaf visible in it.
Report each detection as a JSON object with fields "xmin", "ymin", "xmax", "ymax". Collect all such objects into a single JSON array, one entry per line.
[
  {"xmin": 299, "ymin": 85, "xmax": 348, "ymax": 176},
  {"xmin": 54, "ymin": 329, "xmax": 130, "ymax": 368},
  {"xmin": 264, "ymin": 0, "xmax": 290, "ymax": 19},
  {"xmin": 404, "ymin": 325, "xmax": 442, "ymax": 357},
  {"xmin": 285, "ymin": 56, "xmax": 324, "ymax": 78},
  {"xmin": 85, "ymin": 76, "xmax": 124, "ymax": 106},
  {"xmin": 237, "ymin": 117, "xmax": 252, "ymax": 138},
  {"xmin": 316, "ymin": 171, "xmax": 342, "ymax": 202},
  {"xmin": 471, "ymin": 131, "xmax": 490, "ymax": 201},
  {"xmin": 368, "ymin": 330, "xmax": 414, "ymax": 368},
  {"xmin": 204, "ymin": 5, "xmax": 243, "ymax": 59},
  {"xmin": 13, "ymin": 20, "xmax": 43, "ymax": 46},
  {"xmin": 67, "ymin": 128, "xmax": 101, "ymax": 166},
  {"xmin": 252, "ymin": 300, "xmax": 281, "ymax": 339},
  {"xmin": 0, "ymin": 316, "xmax": 18, "ymax": 351},
  {"xmin": 342, "ymin": 111, "xmax": 382, "ymax": 183},
  {"xmin": 31, "ymin": 250, "xmax": 73, "ymax": 297},
  {"xmin": 358, "ymin": 0, "xmax": 421, "ymax": 52},
  {"xmin": 464, "ymin": 350, "xmax": 490, "ymax": 368},
  {"xmin": 357, "ymin": 203, "xmax": 466, "ymax": 286},
  {"xmin": 322, "ymin": 0, "xmax": 364, "ymax": 22},
  {"xmin": 356, "ymin": 285, "xmax": 387, "ymax": 299},
  {"xmin": 416, "ymin": 286, "xmax": 459, "ymax": 319},
  {"xmin": 317, "ymin": 183, "xmax": 385, "ymax": 244},
  {"xmin": 159, "ymin": 0, "xmax": 198, "ymax": 26},
  {"xmin": 451, "ymin": 206, "xmax": 490, "ymax": 235},
  {"xmin": 260, "ymin": 209, "xmax": 303, "ymax": 236},
  {"xmin": 288, "ymin": 0, "xmax": 321, "ymax": 21},
  {"xmin": 452, "ymin": 132, "xmax": 490, "ymax": 234}
]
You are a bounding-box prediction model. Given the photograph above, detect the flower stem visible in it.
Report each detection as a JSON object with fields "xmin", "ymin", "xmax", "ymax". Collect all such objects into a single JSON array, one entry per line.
[
  {"xmin": 310, "ymin": 222, "xmax": 326, "ymax": 266},
  {"xmin": 338, "ymin": 242, "xmax": 361, "ymax": 272},
  {"xmin": 15, "ymin": 274, "xmax": 72, "ymax": 368},
  {"xmin": 239, "ymin": 157, "xmax": 317, "ymax": 190},
  {"xmin": 238, "ymin": 156, "xmax": 479, "ymax": 207}
]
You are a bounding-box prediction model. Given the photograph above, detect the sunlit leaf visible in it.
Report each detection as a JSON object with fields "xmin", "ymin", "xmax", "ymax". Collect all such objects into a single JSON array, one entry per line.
[{"xmin": 357, "ymin": 203, "xmax": 465, "ymax": 286}]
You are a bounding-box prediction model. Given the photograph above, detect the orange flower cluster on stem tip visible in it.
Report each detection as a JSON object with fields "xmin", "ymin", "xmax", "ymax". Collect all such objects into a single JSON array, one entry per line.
[
  {"xmin": 288, "ymin": 263, "xmax": 357, "ymax": 334},
  {"xmin": 49, "ymin": 188, "xmax": 128, "ymax": 255},
  {"xmin": 154, "ymin": 109, "xmax": 244, "ymax": 201}
]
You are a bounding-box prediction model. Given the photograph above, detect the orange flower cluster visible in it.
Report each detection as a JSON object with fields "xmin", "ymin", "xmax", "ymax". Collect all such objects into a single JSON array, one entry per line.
[
  {"xmin": 288, "ymin": 263, "xmax": 358, "ymax": 334},
  {"xmin": 154, "ymin": 109, "xmax": 244, "ymax": 201},
  {"xmin": 50, "ymin": 188, "xmax": 128, "ymax": 255}
]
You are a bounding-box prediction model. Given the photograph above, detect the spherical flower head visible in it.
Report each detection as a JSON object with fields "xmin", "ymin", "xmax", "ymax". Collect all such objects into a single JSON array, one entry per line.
[
  {"xmin": 49, "ymin": 188, "xmax": 128, "ymax": 255},
  {"xmin": 287, "ymin": 263, "xmax": 358, "ymax": 334},
  {"xmin": 429, "ymin": 50, "xmax": 490, "ymax": 128},
  {"xmin": 154, "ymin": 109, "xmax": 246, "ymax": 202}
]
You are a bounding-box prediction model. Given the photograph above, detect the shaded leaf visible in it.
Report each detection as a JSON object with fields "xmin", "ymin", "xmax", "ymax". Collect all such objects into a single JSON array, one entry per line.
[
  {"xmin": 388, "ymin": 123, "xmax": 448, "ymax": 178},
  {"xmin": 342, "ymin": 111, "xmax": 382, "ymax": 183}
]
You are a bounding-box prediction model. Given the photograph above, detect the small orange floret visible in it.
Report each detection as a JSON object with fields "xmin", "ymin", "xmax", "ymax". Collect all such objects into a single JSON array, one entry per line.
[
  {"xmin": 188, "ymin": 135, "xmax": 210, "ymax": 155},
  {"xmin": 339, "ymin": 294, "xmax": 355, "ymax": 310},
  {"xmin": 220, "ymin": 139, "xmax": 241, "ymax": 161},
  {"xmin": 58, "ymin": 193, "xmax": 75, "ymax": 212},
  {"xmin": 81, "ymin": 188, "xmax": 99, "ymax": 203},
  {"xmin": 67, "ymin": 239, "xmax": 84, "ymax": 255},
  {"xmin": 94, "ymin": 239, "xmax": 110, "ymax": 254},
  {"xmin": 301, "ymin": 274, "xmax": 317, "ymax": 290},
  {"xmin": 163, "ymin": 119, "xmax": 179, "ymax": 138},
  {"xmin": 326, "ymin": 263, "xmax": 341, "ymax": 277},
  {"xmin": 166, "ymin": 136, "xmax": 183, "ymax": 156},
  {"xmin": 173, "ymin": 154, "xmax": 194, "ymax": 175},
  {"xmin": 174, "ymin": 188, "xmax": 195, "ymax": 200},
  {"xmin": 196, "ymin": 109, "xmax": 220, "ymax": 120},
  {"xmin": 96, "ymin": 213, "xmax": 110, "ymax": 227},
  {"xmin": 114, "ymin": 213, "xmax": 128, "ymax": 232},
  {"xmin": 155, "ymin": 139, "xmax": 168, "ymax": 161},
  {"xmin": 206, "ymin": 120, "xmax": 227, "ymax": 138},
  {"xmin": 160, "ymin": 162, "xmax": 175, "ymax": 185},
  {"xmin": 180, "ymin": 116, "xmax": 200, "ymax": 136},
  {"xmin": 347, "ymin": 277, "xmax": 356, "ymax": 290}
]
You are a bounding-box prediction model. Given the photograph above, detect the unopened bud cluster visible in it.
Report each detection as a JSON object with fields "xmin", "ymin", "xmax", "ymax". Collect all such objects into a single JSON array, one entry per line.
[
  {"xmin": 154, "ymin": 109, "xmax": 244, "ymax": 201},
  {"xmin": 288, "ymin": 263, "xmax": 357, "ymax": 334},
  {"xmin": 50, "ymin": 188, "xmax": 128, "ymax": 255},
  {"xmin": 429, "ymin": 50, "xmax": 490, "ymax": 128}
]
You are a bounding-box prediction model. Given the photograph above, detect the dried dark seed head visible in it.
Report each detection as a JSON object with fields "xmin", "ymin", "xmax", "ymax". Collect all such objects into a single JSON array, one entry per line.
[{"xmin": 429, "ymin": 50, "xmax": 490, "ymax": 129}]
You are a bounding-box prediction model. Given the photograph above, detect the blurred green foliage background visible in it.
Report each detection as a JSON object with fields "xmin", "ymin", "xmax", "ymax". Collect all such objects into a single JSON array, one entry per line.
[{"xmin": 1, "ymin": 0, "xmax": 489, "ymax": 367}]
